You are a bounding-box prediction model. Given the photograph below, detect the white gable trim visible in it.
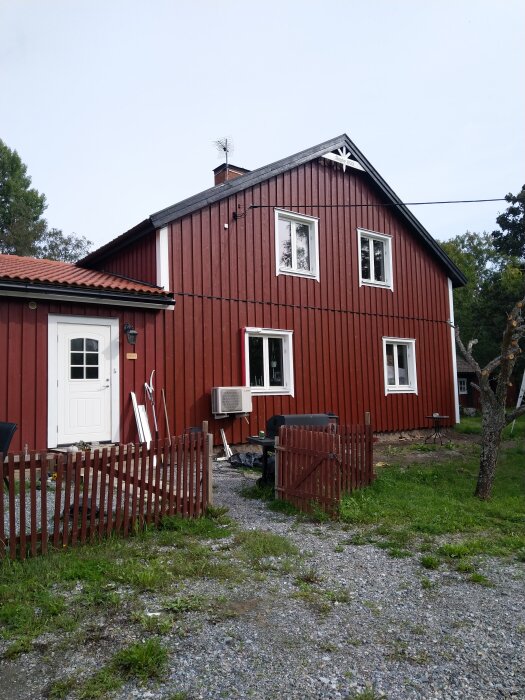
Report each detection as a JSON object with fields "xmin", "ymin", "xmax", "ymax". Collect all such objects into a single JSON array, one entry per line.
[{"xmin": 322, "ymin": 146, "xmax": 365, "ymax": 172}]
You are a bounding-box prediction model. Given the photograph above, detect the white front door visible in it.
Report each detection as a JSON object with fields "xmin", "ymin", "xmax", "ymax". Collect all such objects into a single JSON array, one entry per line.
[{"xmin": 48, "ymin": 317, "xmax": 119, "ymax": 446}]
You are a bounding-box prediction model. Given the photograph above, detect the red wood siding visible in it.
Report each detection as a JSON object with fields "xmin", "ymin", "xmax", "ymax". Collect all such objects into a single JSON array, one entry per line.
[
  {"xmin": 166, "ymin": 158, "xmax": 456, "ymax": 444},
  {"xmin": 0, "ymin": 298, "xmax": 168, "ymax": 452},
  {"xmin": 0, "ymin": 158, "xmax": 457, "ymax": 451},
  {"xmin": 90, "ymin": 232, "xmax": 157, "ymax": 286}
]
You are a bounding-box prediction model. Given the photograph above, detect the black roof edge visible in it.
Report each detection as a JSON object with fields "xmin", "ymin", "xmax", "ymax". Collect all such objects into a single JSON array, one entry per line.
[
  {"xmin": 0, "ymin": 280, "xmax": 174, "ymax": 306},
  {"xmin": 78, "ymin": 218, "xmax": 155, "ymax": 266},
  {"xmin": 81, "ymin": 134, "xmax": 467, "ymax": 287},
  {"xmin": 150, "ymin": 135, "xmax": 347, "ymax": 229}
]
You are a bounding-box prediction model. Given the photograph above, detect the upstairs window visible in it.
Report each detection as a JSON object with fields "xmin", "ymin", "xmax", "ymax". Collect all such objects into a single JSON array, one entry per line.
[
  {"xmin": 275, "ymin": 210, "xmax": 319, "ymax": 281},
  {"xmin": 358, "ymin": 229, "xmax": 393, "ymax": 289},
  {"xmin": 244, "ymin": 328, "xmax": 294, "ymax": 396},
  {"xmin": 383, "ymin": 337, "xmax": 417, "ymax": 394}
]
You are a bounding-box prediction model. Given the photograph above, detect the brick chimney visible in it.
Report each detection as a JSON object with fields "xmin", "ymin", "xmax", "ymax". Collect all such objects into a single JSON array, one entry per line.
[{"xmin": 213, "ymin": 163, "xmax": 250, "ymax": 185}]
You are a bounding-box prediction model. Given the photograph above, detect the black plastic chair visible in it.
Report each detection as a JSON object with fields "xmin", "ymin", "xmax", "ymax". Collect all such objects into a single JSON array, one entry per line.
[{"xmin": 0, "ymin": 422, "xmax": 17, "ymax": 487}]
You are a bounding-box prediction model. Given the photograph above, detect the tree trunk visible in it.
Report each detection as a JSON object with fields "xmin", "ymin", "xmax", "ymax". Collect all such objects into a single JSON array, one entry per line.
[{"xmin": 475, "ymin": 409, "xmax": 505, "ymax": 499}]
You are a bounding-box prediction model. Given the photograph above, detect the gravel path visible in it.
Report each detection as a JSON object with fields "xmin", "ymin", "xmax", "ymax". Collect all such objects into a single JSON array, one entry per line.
[
  {"xmin": 124, "ymin": 463, "xmax": 525, "ymax": 700},
  {"xmin": 1, "ymin": 461, "xmax": 524, "ymax": 700}
]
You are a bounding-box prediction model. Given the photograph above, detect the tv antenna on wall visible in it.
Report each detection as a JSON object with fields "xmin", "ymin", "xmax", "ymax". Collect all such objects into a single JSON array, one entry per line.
[{"xmin": 214, "ymin": 137, "xmax": 233, "ymax": 176}]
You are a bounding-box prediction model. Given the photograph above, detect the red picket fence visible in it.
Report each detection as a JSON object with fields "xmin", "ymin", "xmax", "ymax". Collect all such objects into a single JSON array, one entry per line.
[
  {"xmin": 0, "ymin": 434, "xmax": 212, "ymax": 561},
  {"xmin": 275, "ymin": 420, "xmax": 374, "ymax": 514}
]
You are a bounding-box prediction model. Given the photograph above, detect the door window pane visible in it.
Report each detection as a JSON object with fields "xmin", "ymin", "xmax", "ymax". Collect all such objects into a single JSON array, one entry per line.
[{"xmin": 70, "ymin": 338, "xmax": 99, "ymax": 380}]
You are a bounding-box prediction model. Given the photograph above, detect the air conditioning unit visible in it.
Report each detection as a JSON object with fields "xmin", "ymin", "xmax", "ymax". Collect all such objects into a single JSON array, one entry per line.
[{"xmin": 211, "ymin": 387, "xmax": 252, "ymax": 415}]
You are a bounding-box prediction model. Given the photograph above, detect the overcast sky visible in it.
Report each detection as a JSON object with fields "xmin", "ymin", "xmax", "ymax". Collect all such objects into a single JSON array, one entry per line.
[{"xmin": 1, "ymin": 0, "xmax": 524, "ymax": 251}]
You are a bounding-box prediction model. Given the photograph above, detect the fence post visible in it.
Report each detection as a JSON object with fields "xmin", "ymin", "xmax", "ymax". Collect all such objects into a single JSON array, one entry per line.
[
  {"xmin": 364, "ymin": 412, "xmax": 373, "ymax": 483},
  {"xmin": 207, "ymin": 433, "xmax": 213, "ymax": 506},
  {"xmin": 273, "ymin": 436, "xmax": 279, "ymax": 499},
  {"xmin": 202, "ymin": 420, "xmax": 208, "ymax": 434}
]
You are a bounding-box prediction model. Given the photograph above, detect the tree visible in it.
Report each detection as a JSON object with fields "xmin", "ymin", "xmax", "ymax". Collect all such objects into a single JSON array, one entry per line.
[
  {"xmin": 492, "ymin": 185, "xmax": 525, "ymax": 260},
  {"xmin": 37, "ymin": 228, "xmax": 92, "ymax": 264},
  {"xmin": 0, "ymin": 138, "xmax": 47, "ymax": 257},
  {"xmin": 442, "ymin": 232, "xmax": 523, "ymax": 368},
  {"xmin": 455, "ymin": 297, "xmax": 525, "ymax": 499},
  {"xmin": 0, "ymin": 139, "xmax": 91, "ymax": 261},
  {"xmin": 454, "ymin": 194, "xmax": 525, "ymax": 500}
]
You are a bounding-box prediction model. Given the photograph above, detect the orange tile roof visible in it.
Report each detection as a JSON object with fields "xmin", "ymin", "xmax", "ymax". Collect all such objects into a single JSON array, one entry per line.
[{"xmin": 0, "ymin": 254, "xmax": 166, "ymax": 296}]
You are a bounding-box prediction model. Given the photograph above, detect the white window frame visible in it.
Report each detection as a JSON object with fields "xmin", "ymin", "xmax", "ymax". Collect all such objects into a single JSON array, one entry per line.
[
  {"xmin": 458, "ymin": 377, "xmax": 468, "ymax": 395},
  {"xmin": 244, "ymin": 327, "xmax": 294, "ymax": 396},
  {"xmin": 358, "ymin": 228, "xmax": 393, "ymax": 290},
  {"xmin": 382, "ymin": 337, "xmax": 418, "ymax": 395},
  {"xmin": 275, "ymin": 209, "xmax": 320, "ymax": 281}
]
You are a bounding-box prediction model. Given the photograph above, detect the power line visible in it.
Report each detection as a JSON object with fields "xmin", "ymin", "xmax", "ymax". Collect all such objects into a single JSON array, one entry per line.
[
  {"xmin": 233, "ymin": 198, "xmax": 506, "ymax": 219},
  {"xmin": 252, "ymin": 198, "xmax": 505, "ymax": 208}
]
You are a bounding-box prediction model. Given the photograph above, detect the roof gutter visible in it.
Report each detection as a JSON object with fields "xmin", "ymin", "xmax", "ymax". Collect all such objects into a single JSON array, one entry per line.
[{"xmin": 0, "ymin": 281, "xmax": 175, "ymax": 311}]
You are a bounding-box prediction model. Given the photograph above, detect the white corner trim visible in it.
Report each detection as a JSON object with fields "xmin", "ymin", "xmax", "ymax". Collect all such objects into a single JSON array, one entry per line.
[
  {"xmin": 448, "ymin": 278, "xmax": 460, "ymax": 423},
  {"xmin": 47, "ymin": 315, "xmax": 120, "ymax": 448},
  {"xmin": 156, "ymin": 226, "xmax": 170, "ymax": 291}
]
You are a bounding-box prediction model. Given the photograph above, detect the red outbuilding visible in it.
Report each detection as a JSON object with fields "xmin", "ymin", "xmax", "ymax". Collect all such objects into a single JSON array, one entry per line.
[{"xmin": 0, "ymin": 134, "xmax": 466, "ymax": 451}]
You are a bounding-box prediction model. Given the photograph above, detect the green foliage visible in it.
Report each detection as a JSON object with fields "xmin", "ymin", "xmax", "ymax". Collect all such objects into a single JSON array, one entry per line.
[
  {"xmin": 37, "ymin": 227, "xmax": 92, "ymax": 263},
  {"xmin": 47, "ymin": 677, "xmax": 77, "ymax": 700},
  {"xmin": 112, "ymin": 638, "xmax": 168, "ymax": 682},
  {"xmin": 346, "ymin": 687, "xmax": 386, "ymax": 700},
  {"xmin": 77, "ymin": 668, "xmax": 122, "ymax": 699},
  {"xmin": 241, "ymin": 482, "xmax": 300, "ymax": 515},
  {"xmin": 0, "ymin": 138, "xmax": 91, "ymax": 261},
  {"xmin": 420, "ymin": 555, "xmax": 440, "ymax": 570},
  {"xmin": 492, "ymin": 185, "xmax": 525, "ymax": 260},
  {"xmin": 0, "ymin": 138, "xmax": 46, "ymax": 256},
  {"xmin": 235, "ymin": 530, "xmax": 298, "ymax": 561},
  {"xmin": 441, "ymin": 230, "xmax": 524, "ymax": 368},
  {"xmin": 469, "ymin": 572, "xmax": 493, "ymax": 587}
]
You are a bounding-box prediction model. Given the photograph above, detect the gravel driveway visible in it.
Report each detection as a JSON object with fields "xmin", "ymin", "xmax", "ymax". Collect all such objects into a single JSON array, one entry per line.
[{"xmin": 1, "ymin": 461, "xmax": 524, "ymax": 700}]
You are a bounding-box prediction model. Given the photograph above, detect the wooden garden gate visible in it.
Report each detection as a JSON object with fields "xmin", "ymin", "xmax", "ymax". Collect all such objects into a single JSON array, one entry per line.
[{"xmin": 275, "ymin": 416, "xmax": 374, "ymax": 514}]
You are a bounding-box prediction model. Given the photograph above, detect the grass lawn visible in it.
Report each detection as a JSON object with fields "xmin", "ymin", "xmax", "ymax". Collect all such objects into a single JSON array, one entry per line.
[{"xmin": 339, "ymin": 417, "xmax": 525, "ymax": 565}]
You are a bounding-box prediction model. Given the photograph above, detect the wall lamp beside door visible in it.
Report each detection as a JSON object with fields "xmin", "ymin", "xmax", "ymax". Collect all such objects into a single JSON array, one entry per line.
[{"xmin": 123, "ymin": 323, "xmax": 138, "ymax": 345}]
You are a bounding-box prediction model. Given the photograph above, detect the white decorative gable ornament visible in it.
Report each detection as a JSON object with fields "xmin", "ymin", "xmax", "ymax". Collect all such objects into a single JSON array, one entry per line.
[{"xmin": 322, "ymin": 146, "xmax": 365, "ymax": 172}]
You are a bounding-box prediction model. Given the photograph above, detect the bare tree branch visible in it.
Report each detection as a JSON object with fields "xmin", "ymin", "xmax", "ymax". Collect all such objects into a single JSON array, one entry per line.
[
  {"xmin": 505, "ymin": 404, "xmax": 525, "ymax": 425},
  {"xmin": 455, "ymin": 327, "xmax": 481, "ymax": 374}
]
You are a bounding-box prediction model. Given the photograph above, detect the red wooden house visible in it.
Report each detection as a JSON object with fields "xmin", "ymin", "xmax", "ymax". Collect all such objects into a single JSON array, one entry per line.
[{"xmin": 0, "ymin": 134, "xmax": 466, "ymax": 451}]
